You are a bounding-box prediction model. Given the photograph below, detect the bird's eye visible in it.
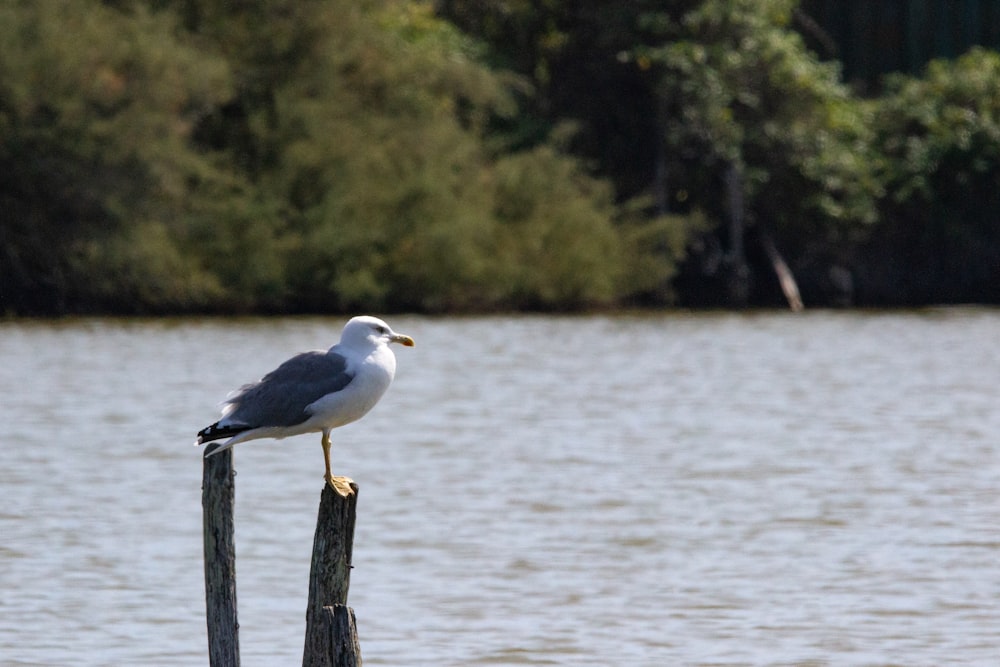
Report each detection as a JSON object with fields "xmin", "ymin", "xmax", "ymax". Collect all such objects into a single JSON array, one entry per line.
[{"xmin": 375, "ymin": 325, "xmax": 387, "ymax": 334}]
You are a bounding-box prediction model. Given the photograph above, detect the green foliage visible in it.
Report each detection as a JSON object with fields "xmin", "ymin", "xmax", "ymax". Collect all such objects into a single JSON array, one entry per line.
[
  {"xmin": 438, "ymin": 0, "xmax": 672, "ymax": 197},
  {"xmin": 0, "ymin": 0, "xmax": 235, "ymax": 313},
  {"xmin": 3, "ymin": 0, "xmax": 663, "ymax": 314},
  {"xmin": 863, "ymin": 48, "xmax": 1000, "ymax": 302},
  {"xmin": 490, "ymin": 145, "xmax": 623, "ymax": 308},
  {"xmin": 875, "ymin": 48, "xmax": 1000, "ymax": 203},
  {"xmin": 617, "ymin": 204, "xmax": 708, "ymax": 305},
  {"xmin": 638, "ymin": 0, "xmax": 882, "ymax": 244},
  {"xmin": 6, "ymin": 0, "xmax": 997, "ymax": 313},
  {"xmin": 263, "ymin": 1, "xmax": 506, "ymax": 311},
  {"xmin": 177, "ymin": 0, "xmax": 655, "ymax": 312},
  {"xmin": 80, "ymin": 220, "xmax": 226, "ymax": 311}
]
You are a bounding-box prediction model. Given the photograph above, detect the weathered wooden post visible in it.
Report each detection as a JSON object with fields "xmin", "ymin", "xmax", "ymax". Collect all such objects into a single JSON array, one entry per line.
[
  {"xmin": 202, "ymin": 443, "xmax": 240, "ymax": 667},
  {"xmin": 302, "ymin": 477, "xmax": 362, "ymax": 667},
  {"xmin": 202, "ymin": 447, "xmax": 361, "ymax": 665}
]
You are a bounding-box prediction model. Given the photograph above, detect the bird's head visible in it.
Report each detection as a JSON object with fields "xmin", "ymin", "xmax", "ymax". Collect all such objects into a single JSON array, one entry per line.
[{"xmin": 342, "ymin": 316, "xmax": 415, "ymax": 349}]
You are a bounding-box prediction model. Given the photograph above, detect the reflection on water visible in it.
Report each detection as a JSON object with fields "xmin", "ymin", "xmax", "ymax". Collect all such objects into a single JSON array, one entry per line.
[{"xmin": 1, "ymin": 311, "xmax": 998, "ymax": 665}]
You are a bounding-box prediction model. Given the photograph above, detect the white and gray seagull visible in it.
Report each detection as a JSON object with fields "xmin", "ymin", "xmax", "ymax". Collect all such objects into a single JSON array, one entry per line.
[{"xmin": 197, "ymin": 315, "xmax": 414, "ymax": 487}]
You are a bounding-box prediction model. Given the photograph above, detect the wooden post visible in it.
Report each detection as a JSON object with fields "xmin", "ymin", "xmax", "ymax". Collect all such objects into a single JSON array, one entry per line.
[
  {"xmin": 202, "ymin": 443, "xmax": 240, "ymax": 667},
  {"xmin": 303, "ymin": 478, "xmax": 361, "ymax": 667},
  {"xmin": 320, "ymin": 605, "xmax": 362, "ymax": 667}
]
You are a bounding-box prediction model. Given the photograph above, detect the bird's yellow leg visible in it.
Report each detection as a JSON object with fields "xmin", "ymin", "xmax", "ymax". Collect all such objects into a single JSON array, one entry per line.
[{"xmin": 321, "ymin": 431, "xmax": 335, "ymax": 488}]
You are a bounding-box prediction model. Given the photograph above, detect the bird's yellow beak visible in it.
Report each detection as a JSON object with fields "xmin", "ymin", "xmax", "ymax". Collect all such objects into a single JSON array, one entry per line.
[{"xmin": 393, "ymin": 334, "xmax": 415, "ymax": 347}]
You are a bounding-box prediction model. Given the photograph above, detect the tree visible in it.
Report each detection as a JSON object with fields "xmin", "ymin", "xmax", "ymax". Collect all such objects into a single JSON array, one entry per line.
[
  {"xmin": 860, "ymin": 48, "xmax": 1000, "ymax": 304},
  {"xmin": 0, "ymin": 0, "xmax": 234, "ymax": 314},
  {"xmin": 176, "ymin": 0, "xmax": 660, "ymax": 311},
  {"xmin": 636, "ymin": 0, "xmax": 882, "ymax": 306}
]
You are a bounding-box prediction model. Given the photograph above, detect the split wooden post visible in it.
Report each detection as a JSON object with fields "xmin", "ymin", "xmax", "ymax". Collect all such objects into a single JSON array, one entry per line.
[
  {"xmin": 302, "ymin": 477, "xmax": 362, "ymax": 667},
  {"xmin": 202, "ymin": 443, "xmax": 240, "ymax": 667},
  {"xmin": 319, "ymin": 605, "xmax": 362, "ymax": 667}
]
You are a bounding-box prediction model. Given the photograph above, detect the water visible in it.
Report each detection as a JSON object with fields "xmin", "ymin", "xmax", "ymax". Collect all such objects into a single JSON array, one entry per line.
[{"xmin": 1, "ymin": 311, "xmax": 997, "ymax": 666}]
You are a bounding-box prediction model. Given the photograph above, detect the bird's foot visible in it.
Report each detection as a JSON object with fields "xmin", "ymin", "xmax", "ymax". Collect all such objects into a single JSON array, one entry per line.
[{"xmin": 323, "ymin": 473, "xmax": 357, "ymax": 497}]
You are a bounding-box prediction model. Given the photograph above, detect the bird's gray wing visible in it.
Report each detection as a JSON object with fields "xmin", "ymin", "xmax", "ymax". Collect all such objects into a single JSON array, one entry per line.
[{"xmin": 225, "ymin": 351, "xmax": 354, "ymax": 428}]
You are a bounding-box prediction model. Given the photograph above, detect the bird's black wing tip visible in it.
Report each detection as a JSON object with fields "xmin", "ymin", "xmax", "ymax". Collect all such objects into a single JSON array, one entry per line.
[{"xmin": 196, "ymin": 422, "xmax": 248, "ymax": 444}]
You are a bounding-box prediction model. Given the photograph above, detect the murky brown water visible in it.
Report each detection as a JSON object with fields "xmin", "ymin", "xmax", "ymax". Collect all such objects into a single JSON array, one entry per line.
[{"xmin": 1, "ymin": 311, "xmax": 998, "ymax": 665}]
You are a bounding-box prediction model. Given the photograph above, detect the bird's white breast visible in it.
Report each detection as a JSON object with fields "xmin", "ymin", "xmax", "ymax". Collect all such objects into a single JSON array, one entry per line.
[{"xmin": 305, "ymin": 345, "xmax": 396, "ymax": 428}]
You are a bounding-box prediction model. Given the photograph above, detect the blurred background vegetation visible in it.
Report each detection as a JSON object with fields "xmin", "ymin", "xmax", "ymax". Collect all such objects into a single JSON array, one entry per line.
[{"xmin": 2, "ymin": 0, "xmax": 998, "ymax": 315}]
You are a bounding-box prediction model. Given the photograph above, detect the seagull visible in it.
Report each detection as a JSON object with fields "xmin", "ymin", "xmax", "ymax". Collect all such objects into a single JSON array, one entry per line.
[{"xmin": 197, "ymin": 315, "xmax": 414, "ymax": 487}]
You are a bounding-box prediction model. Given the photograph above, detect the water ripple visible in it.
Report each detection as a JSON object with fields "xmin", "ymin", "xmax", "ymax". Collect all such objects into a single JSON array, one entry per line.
[{"xmin": 1, "ymin": 311, "xmax": 998, "ymax": 665}]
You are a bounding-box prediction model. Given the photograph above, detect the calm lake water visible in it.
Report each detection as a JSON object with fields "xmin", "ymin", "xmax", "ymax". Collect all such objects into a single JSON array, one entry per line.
[{"xmin": 1, "ymin": 311, "xmax": 998, "ymax": 666}]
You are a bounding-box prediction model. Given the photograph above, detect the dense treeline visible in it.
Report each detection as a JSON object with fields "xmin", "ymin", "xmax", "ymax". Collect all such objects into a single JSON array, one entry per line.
[{"xmin": 1, "ymin": 0, "xmax": 998, "ymax": 315}]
